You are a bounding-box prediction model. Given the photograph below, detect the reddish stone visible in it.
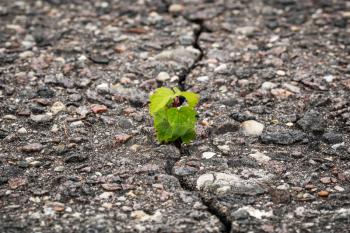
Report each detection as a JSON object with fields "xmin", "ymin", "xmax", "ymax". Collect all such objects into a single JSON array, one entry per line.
[
  {"xmin": 318, "ymin": 191, "xmax": 329, "ymax": 197},
  {"xmin": 9, "ymin": 177, "xmax": 27, "ymax": 189},
  {"xmin": 114, "ymin": 134, "xmax": 132, "ymax": 144},
  {"xmin": 91, "ymin": 104, "xmax": 108, "ymax": 114}
]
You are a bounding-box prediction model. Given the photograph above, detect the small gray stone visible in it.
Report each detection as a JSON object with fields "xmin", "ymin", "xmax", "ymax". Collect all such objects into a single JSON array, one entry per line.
[
  {"xmin": 261, "ymin": 81, "xmax": 277, "ymax": 90},
  {"xmin": 54, "ymin": 166, "xmax": 65, "ymax": 172},
  {"xmin": 172, "ymin": 166, "xmax": 197, "ymax": 176},
  {"xmin": 21, "ymin": 143, "xmax": 44, "ymax": 153},
  {"xmin": 17, "ymin": 160, "xmax": 29, "ymax": 168},
  {"xmin": 231, "ymin": 209, "xmax": 250, "ymax": 220},
  {"xmin": 196, "ymin": 172, "xmax": 270, "ymax": 195},
  {"xmin": 116, "ymin": 117, "xmax": 132, "ymax": 129},
  {"xmin": 96, "ymin": 83, "xmax": 109, "ymax": 94},
  {"xmin": 297, "ymin": 110, "xmax": 326, "ymax": 133},
  {"xmin": 220, "ymin": 98, "xmax": 238, "ymax": 107},
  {"xmin": 322, "ymin": 132, "xmax": 343, "ymax": 144},
  {"xmin": 235, "ymin": 26, "xmax": 256, "ymax": 36},
  {"xmin": 270, "ymin": 189, "xmax": 291, "ymax": 204},
  {"xmin": 37, "ymin": 87, "xmax": 55, "ymax": 98},
  {"xmin": 230, "ymin": 112, "xmax": 256, "ymax": 122},
  {"xmin": 30, "ymin": 113, "xmax": 53, "ymax": 124},
  {"xmin": 282, "ymin": 83, "xmax": 300, "ymax": 94},
  {"xmin": 65, "ymin": 154, "xmax": 88, "ymax": 163},
  {"xmin": 68, "ymin": 93, "xmax": 82, "ymax": 102},
  {"xmin": 261, "ymin": 126, "xmax": 306, "ymax": 145},
  {"xmin": 70, "ymin": 121, "xmax": 84, "ymax": 128},
  {"xmin": 17, "ymin": 127, "xmax": 27, "ymax": 134},
  {"xmin": 214, "ymin": 121, "xmax": 239, "ymax": 135}
]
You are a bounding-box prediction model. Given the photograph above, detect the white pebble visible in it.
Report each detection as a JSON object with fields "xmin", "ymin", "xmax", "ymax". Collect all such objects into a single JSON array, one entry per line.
[
  {"xmin": 241, "ymin": 120, "xmax": 265, "ymax": 137},
  {"xmin": 156, "ymin": 72, "xmax": 170, "ymax": 81},
  {"xmin": 202, "ymin": 152, "xmax": 216, "ymax": 159},
  {"xmin": 323, "ymin": 75, "xmax": 334, "ymax": 83},
  {"xmin": 334, "ymin": 185, "xmax": 344, "ymax": 192},
  {"xmin": 276, "ymin": 70, "xmax": 286, "ymax": 76},
  {"xmin": 17, "ymin": 127, "xmax": 28, "ymax": 134},
  {"xmin": 197, "ymin": 76, "xmax": 209, "ymax": 82}
]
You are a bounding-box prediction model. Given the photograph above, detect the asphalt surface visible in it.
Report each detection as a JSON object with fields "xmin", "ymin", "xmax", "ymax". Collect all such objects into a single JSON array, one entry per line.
[{"xmin": 0, "ymin": 0, "xmax": 350, "ymax": 232}]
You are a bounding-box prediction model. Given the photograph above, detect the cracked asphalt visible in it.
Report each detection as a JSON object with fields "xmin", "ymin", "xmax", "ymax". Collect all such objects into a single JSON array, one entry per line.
[{"xmin": 1, "ymin": 0, "xmax": 350, "ymax": 232}]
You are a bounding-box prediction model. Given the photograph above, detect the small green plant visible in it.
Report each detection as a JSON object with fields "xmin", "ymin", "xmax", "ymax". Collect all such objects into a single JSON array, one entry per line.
[{"xmin": 149, "ymin": 87, "xmax": 200, "ymax": 144}]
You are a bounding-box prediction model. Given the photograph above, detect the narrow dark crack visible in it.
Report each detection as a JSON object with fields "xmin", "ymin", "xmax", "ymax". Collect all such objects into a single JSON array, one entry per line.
[
  {"xmin": 164, "ymin": 129, "xmax": 232, "ymax": 231},
  {"xmin": 165, "ymin": 143, "xmax": 231, "ymax": 232},
  {"xmin": 160, "ymin": 1, "xmax": 207, "ymax": 91},
  {"xmin": 165, "ymin": 156, "xmax": 231, "ymax": 233},
  {"xmin": 178, "ymin": 18, "xmax": 206, "ymax": 91},
  {"xmin": 179, "ymin": 177, "xmax": 232, "ymax": 233},
  {"xmin": 163, "ymin": 11, "xmax": 232, "ymax": 233},
  {"xmin": 200, "ymin": 197, "xmax": 232, "ymax": 233}
]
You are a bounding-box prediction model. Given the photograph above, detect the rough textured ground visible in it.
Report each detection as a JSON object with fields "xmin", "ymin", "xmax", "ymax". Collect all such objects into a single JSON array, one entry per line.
[{"xmin": 0, "ymin": 0, "xmax": 350, "ymax": 232}]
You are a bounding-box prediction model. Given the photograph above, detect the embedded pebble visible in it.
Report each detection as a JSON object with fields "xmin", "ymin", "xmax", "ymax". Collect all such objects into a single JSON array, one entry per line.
[
  {"xmin": 249, "ymin": 151, "xmax": 271, "ymax": 164},
  {"xmin": 334, "ymin": 186, "xmax": 345, "ymax": 192},
  {"xmin": 99, "ymin": 192, "xmax": 115, "ymax": 199},
  {"xmin": 297, "ymin": 111, "xmax": 326, "ymax": 133},
  {"xmin": 54, "ymin": 166, "xmax": 65, "ymax": 172},
  {"xmin": 261, "ymin": 82, "xmax": 277, "ymax": 90},
  {"xmin": 323, "ymin": 75, "xmax": 334, "ymax": 82},
  {"xmin": 91, "ymin": 104, "xmax": 108, "ymax": 114},
  {"xmin": 282, "ymin": 83, "xmax": 300, "ymax": 94},
  {"xmin": 70, "ymin": 121, "xmax": 84, "ymax": 128},
  {"xmin": 102, "ymin": 183, "xmax": 122, "ymax": 191},
  {"xmin": 318, "ymin": 191, "xmax": 329, "ymax": 197},
  {"xmin": 271, "ymin": 88, "xmax": 293, "ymax": 98},
  {"xmin": 17, "ymin": 127, "xmax": 27, "ymax": 134},
  {"xmin": 96, "ymin": 83, "xmax": 109, "ymax": 94},
  {"xmin": 241, "ymin": 120, "xmax": 265, "ymax": 136},
  {"xmin": 20, "ymin": 143, "xmax": 44, "ymax": 153},
  {"xmin": 197, "ymin": 76, "xmax": 209, "ymax": 82},
  {"xmin": 202, "ymin": 152, "xmax": 216, "ymax": 159},
  {"xmin": 3, "ymin": 115, "xmax": 17, "ymax": 120},
  {"xmin": 156, "ymin": 72, "xmax": 170, "ymax": 82},
  {"xmin": 8, "ymin": 177, "xmax": 27, "ymax": 189},
  {"xmin": 114, "ymin": 134, "xmax": 132, "ymax": 144},
  {"xmin": 276, "ymin": 70, "xmax": 286, "ymax": 76},
  {"xmin": 30, "ymin": 113, "xmax": 53, "ymax": 123},
  {"xmin": 64, "ymin": 154, "xmax": 87, "ymax": 163},
  {"xmin": 169, "ymin": 4, "xmax": 184, "ymax": 14},
  {"xmin": 320, "ymin": 177, "xmax": 332, "ymax": 184},
  {"xmin": 51, "ymin": 101, "xmax": 66, "ymax": 114}
]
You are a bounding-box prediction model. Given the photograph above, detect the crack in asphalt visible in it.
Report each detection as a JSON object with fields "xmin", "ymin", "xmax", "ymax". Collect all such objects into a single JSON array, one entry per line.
[
  {"xmin": 178, "ymin": 18, "xmax": 205, "ymax": 91},
  {"xmin": 164, "ymin": 15, "xmax": 232, "ymax": 232},
  {"xmin": 178, "ymin": 173, "xmax": 232, "ymax": 233},
  {"xmin": 165, "ymin": 151, "xmax": 231, "ymax": 233}
]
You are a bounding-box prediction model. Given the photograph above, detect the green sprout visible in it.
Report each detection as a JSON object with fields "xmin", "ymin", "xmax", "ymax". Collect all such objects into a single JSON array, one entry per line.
[{"xmin": 149, "ymin": 87, "xmax": 200, "ymax": 144}]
